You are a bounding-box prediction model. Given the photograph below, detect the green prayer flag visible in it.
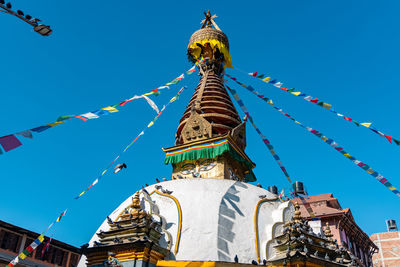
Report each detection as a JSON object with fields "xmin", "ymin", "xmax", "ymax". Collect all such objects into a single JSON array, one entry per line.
[
  {"xmin": 257, "ymin": 74, "xmax": 265, "ymax": 78},
  {"xmin": 57, "ymin": 115, "xmax": 75, "ymax": 122},
  {"xmin": 353, "ymin": 121, "xmax": 360, "ymax": 126},
  {"xmin": 394, "ymin": 138, "xmax": 400, "ymax": 145},
  {"xmin": 286, "ymin": 88, "xmax": 295, "ymax": 93}
]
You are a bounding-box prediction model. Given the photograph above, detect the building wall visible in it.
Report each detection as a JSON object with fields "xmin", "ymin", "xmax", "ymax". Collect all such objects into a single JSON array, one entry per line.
[{"xmin": 370, "ymin": 231, "xmax": 400, "ymax": 267}]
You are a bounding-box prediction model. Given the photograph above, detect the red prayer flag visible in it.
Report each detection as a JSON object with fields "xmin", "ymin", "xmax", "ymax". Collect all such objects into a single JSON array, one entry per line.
[
  {"xmin": 310, "ymin": 98, "xmax": 319, "ymax": 103},
  {"xmin": 119, "ymin": 100, "xmax": 128, "ymax": 106},
  {"xmin": 75, "ymin": 116, "xmax": 88, "ymax": 121},
  {"xmin": 252, "ymin": 72, "xmax": 258, "ymax": 77},
  {"xmin": 384, "ymin": 134, "xmax": 393, "ymax": 143},
  {"xmin": 344, "ymin": 117, "xmax": 352, "ymax": 122}
]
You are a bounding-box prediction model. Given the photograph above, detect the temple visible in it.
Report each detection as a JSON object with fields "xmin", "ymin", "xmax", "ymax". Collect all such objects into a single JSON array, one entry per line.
[{"xmin": 79, "ymin": 12, "xmax": 368, "ymax": 267}]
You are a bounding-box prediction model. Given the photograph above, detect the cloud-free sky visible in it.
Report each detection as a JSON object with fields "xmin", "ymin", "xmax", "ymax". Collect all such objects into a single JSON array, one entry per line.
[{"xmin": 1, "ymin": 0, "xmax": 399, "ymax": 247}]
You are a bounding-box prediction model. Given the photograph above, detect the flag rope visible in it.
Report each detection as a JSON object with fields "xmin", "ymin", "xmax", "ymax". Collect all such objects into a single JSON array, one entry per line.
[
  {"xmin": 225, "ymin": 85, "xmax": 292, "ymax": 183},
  {"xmin": 226, "ymin": 75, "xmax": 400, "ymax": 198},
  {"xmin": 0, "ymin": 65, "xmax": 198, "ymax": 154},
  {"xmin": 6, "ymin": 85, "xmax": 188, "ymax": 266},
  {"xmin": 232, "ymin": 69, "xmax": 400, "ymax": 146}
]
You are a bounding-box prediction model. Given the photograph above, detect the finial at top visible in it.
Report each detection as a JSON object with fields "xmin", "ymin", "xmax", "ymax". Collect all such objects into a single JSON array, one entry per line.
[
  {"xmin": 200, "ymin": 10, "xmax": 221, "ymax": 31},
  {"xmin": 131, "ymin": 191, "xmax": 141, "ymax": 209},
  {"xmin": 293, "ymin": 202, "xmax": 302, "ymax": 223},
  {"xmin": 324, "ymin": 222, "xmax": 333, "ymax": 239}
]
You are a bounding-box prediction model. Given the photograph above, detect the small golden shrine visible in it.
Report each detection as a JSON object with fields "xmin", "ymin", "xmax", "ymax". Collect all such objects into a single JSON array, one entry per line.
[{"xmin": 83, "ymin": 192, "xmax": 169, "ymax": 266}]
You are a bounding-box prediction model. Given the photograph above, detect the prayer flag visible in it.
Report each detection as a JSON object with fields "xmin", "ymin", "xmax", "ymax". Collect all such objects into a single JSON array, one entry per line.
[
  {"xmin": 291, "ymin": 92, "xmax": 301, "ymax": 96},
  {"xmin": 41, "ymin": 237, "xmax": 52, "ymax": 258},
  {"xmin": 249, "ymin": 72, "xmax": 258, "ymax": 77},
  {"xmin": 16, "ymin": 130, "xmax": 33, "ymax": 139},
  {"xmin": 186, "ymin": 65, "xmax": 196, "ymax": 74},
  {"xmin": 262, "ymin": 77, "xmax": 271, "ymax": 82},
  {"xmin": 360, "ymin": 122, "xmax": 372, "ymax": 127},
  {"xmin": 344, "ymin": 117, "xmax": 352, "ymax": 122},
  {"xmin": 0, "ymin": 135, "xmax": 22, "ymax": 152},
  {"xmin": 75, "ymin": 116, "xmax": 88, "ymax": 121},
  {"xmin": 31, "ymin": 125, "xmax": 51, "ymax": 133},
  {"xmin": 80, "ymin": 112, "xmax": 99, "ymax": 119},
  {"xmin": 384, "ymin": 134, "xmax": 393, "ymax": 143},
  {"xmin": 47, "ymin": 122, "xmax": 65, "ymax": 127},
  {"xmin": 57, "ymin": 115, "xmax": 75, "ymax": 122},
  {"xmin": 102, "ymin": 106, "xmax": 118, "ymax": 113},
  {"xmin": 56, "ymin": 210, "xmax": 67, "ymax": 222}
]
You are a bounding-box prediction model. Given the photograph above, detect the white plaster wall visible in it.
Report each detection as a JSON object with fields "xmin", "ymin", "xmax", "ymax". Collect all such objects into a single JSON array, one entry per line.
[
  {"xmin": 309, "ymin": 219, "xmax": 322, "ymax": 235},
  {"xmin": 78, "ymin": 179, "xmax": 292, "ymax": 266}
]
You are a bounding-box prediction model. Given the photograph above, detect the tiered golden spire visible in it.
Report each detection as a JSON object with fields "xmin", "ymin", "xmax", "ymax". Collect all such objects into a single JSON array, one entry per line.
[{"xmin": 292, "ymin": 202, "xmax": 303, "ymax": 223}]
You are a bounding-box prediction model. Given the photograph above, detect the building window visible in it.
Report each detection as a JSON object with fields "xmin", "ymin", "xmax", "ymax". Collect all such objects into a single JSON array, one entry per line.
[{"xmin": 0, "ymin": 230, "xmax": 21, "ymax": 253}]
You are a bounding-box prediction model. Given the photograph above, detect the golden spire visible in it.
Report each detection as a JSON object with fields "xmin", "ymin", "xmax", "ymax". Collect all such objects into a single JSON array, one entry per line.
[{"xmin": 131, "ymin": 191, "xmax": 141, "ymax": 210}]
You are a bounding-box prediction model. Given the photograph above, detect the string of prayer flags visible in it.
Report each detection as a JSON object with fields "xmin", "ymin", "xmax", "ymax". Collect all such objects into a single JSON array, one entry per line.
[
  {"xmin": 298, "ymin": 196, "xmax": 317, "ymax": 219},
  {"xmin": 40, "ymin": 236, "xmax": 52, "ymax": 258},
  {"xmin": 7, "ymin": 208, "xmax": 68, "ymax": 267},
  {"xmin": 225, "ymin": 85, "xmax": 292, "ymax": 183},
  {"xmin": 0, "ymin": 66, "xmax": 197, "ymax": 155},
  {"xmin": 56, "ymin": 209, "xmax": 67, "ymax": 222},
  {"xmin": 186, "ymin": 65, "xmax": 196, "ymax": 75},
  {"xmin": 227, "ymin": 76, "xmax": 400, "ymax": 198},
  {"xmin": 244, "ymin": 71, "xmax": 400, "ymax": 146},
  {"xmin": 166, "ymin": 74, "xmax": 185, "ymax": 85},
  {"xmin": 74, "ymin": 86, "xmax": 187, "ymax": 200}
]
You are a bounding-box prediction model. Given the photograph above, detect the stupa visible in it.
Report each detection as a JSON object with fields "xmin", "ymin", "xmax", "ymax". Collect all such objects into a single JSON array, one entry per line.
[{"xmin": 79, "ymin": 12, "xmax": 356, "ymax": 267}]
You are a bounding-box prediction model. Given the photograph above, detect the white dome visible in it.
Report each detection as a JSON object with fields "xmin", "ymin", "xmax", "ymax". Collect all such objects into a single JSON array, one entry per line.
[{"xmin": 78, "ymin": 179, "xmax": 293, "ymax": 266}]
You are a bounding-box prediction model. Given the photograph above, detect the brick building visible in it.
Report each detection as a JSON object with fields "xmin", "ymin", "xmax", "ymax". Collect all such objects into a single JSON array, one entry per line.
[
  {"xmin": 291, "ymin": 193, "xmax": 378, "ymax": 266},
  {"xmin": 370, "ymin": 230, "xmax": 400, "ymax": 266},
  {"xmin": 0, "ymin": 220, "xmax": 81, "ymax": 267}
]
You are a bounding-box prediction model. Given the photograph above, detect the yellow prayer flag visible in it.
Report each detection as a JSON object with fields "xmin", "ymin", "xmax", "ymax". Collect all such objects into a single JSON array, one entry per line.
[
  {"xmin": 295, "ymin": 121, "xmax": 301, "ymax": 124},
  {"xmin": 102, "ymin": 106, "xmax": 119, "ymax": 113},
  {"xmin": 322, "ymin": 103, "xmax": 332, "ymax": 110},
  {"xmin": 262, "ymin": 77, "xmax": 271, "ymax": 82},
  {"xmin": 20, "ymin": 253, "xmax": 27, "ymax": 260},
  {"xmin": 291, "ymin": 92, "xmax": 301, "ymax": 96},
  {"xmin": 38, "ymin": 234, "xmax": 44, "ymax": 242},
  {"xmin": 360, "ymin": 122, "xmax": 371, "ymax": 127},
  {"xmin": 147, "ymin": 121, "xmax": 154, "ymax": 128},
  {"xmin": 321, "ymin": 136, "xmax": 329, "ymax": 141},
  {"xmin": 267, "ymin": 100, "xmax": 273, "ymax": 106},
  {"xmin": 366, "ymin": 168, "xmax": 375, "ymax": 174},
  {"xmin": 170, "ymin": 97, "xmax": 177, "ymax": 103},
  {"xmin": 344, "ymin": 153, "xmax": 352, "ymax": 158},
  {"xmin": 389, "ymin": 186, "xmax": 396, "ymax": 191},
  {"xmin": 47, "ymin": 121, "xmax": 65, "ymax": 127},
  {"xmin": 101, "ymin": 169, "xmax": 107, "ymax": 176}
]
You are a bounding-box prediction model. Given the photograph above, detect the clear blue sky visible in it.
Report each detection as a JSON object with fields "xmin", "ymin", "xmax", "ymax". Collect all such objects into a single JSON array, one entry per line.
[{"xmin": 1, "ymin": 0, "xmax": 399, "ymax": 247}]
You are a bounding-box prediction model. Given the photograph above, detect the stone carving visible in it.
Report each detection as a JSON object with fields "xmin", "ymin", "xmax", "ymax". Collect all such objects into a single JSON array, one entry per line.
[{"xmin": 181, "ymin": 111, "xmax": 212, "ymax": 143}]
